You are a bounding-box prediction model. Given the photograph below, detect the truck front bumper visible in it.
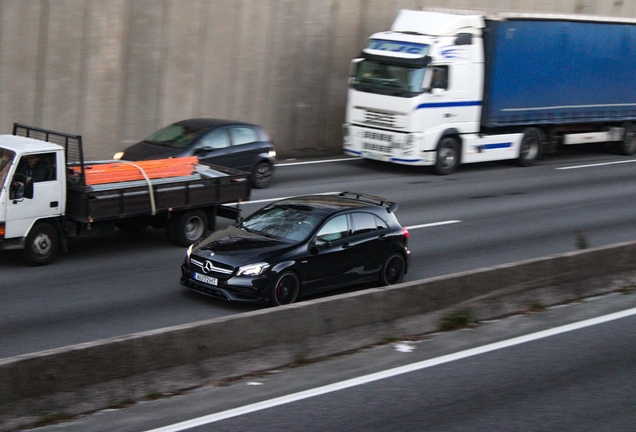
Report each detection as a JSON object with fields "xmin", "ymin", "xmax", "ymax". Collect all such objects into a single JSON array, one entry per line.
[{"xmin": 343, "ymin": 124, "xmax": 432, "ymax": 166}]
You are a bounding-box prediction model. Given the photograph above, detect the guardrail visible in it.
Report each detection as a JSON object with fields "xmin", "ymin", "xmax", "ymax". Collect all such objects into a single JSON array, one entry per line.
[{"xmin": 2, "ymin": 240, "xmax": 636, "ymax": 431}]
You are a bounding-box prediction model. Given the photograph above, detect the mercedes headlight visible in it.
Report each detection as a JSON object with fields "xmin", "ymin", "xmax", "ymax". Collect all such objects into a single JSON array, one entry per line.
[{"xmin": 237, "ymin": 262, "xmax": 270, "ymax": 276}]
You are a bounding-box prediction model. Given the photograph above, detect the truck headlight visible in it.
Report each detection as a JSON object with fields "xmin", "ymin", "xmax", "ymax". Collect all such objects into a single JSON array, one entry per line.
[{"xmin": 237, "ymin": 262, "xmax": 270, "ymax": 276}]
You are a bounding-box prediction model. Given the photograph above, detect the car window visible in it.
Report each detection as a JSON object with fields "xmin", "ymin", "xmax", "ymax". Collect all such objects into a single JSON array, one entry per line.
[
  {"xmin": 197, "ymin": 129, "xmax": 230, "ymax": 150},
  {"xmin": 230, "ymin": 127, "xmax": 259, "ymax": 146},
  {"xmin": 316, "ymin": 215, "xmax": 349, "ymax": 242},
  {"xmin": 351, "ymin": 212, "xmax": 386, "ymax": 236},
  {"xmin": 145, "ymin": 125, "xmax": 205, "ymax": 149},
  {"xmin": 241, "ymin": 204, "xmax": 321, "ymax": 242}
]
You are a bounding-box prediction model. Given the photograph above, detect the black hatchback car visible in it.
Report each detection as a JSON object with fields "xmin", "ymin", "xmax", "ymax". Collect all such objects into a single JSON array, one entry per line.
[
  {"xmin": 180, "ymin": 192, "xmax": 410, "ymax": 306},
  {"xmin": 114, "ymin": 118, "xmax": 276, "ymax": 188}
]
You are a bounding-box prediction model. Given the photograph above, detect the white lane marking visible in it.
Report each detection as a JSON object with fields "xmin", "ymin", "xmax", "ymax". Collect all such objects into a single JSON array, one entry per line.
[
  {"xmin": 556, "ymin": 159, "xmax": 636, "ymax": 170},
  {"xmin": 406, "ymin": 220, "xmax": 461, "ymax": 230},
  {"xmin": 230, "ymin": 196, "xmax": 460, "ymax": 229},
  {"xmin": 144, "ymin": 306, "xmax": 636, "ymax": 432},
  {"xmin": 394, "ymin": 343, "xmax": 415, "ymax": 353},
  {"xmin": 229, "ymin": 197, "xmax": 461, "ymax": 230},
  {"xmin": 276, "ymin": 157, "xmax": 360, "ymax": 166},
  {"xmin": 235, "ymin": 192, "xmax": 340, "ymax": 206}
]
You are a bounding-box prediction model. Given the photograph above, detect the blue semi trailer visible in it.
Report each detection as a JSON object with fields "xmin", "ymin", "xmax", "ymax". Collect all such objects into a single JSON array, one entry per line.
[{"xmin": 343, "ymin": 9, "xmax": 636, "ymax": 174}]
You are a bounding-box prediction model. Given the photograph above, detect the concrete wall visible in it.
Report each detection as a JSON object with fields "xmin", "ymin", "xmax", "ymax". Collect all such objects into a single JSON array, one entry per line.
[
  {"xmin": 2, "ymin": 239, "xmax": 636, "ymax": 430},
  {"xmin": 0, "ymin": 0, "xmax": 635, "ymax": 160}
]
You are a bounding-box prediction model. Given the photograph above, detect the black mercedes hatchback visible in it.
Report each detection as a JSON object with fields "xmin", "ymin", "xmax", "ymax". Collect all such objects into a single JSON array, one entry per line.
[
  {"xmin": 114, "ymin": 118, "xmax": 276, "ymax": 188},
  {"xmin": 180, "ymin": 192, "xmax": 410, "ymax": 306}
]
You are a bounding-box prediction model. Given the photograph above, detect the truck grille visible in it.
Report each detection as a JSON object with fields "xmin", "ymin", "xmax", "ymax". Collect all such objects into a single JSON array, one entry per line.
[
  {"xmin": 364, "ymin": 143, "xmax": 391, "ymax": 153},
  {"xmin": 363, "ymin": 131, "xmax": 393, "ymax": 143},
  {"xmin": 365, "ymin": 110, "xmax": 399, "ymax": 128}
]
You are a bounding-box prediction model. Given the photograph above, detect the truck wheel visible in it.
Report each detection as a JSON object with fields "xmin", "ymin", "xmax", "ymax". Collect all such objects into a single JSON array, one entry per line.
[
  {"xmin": 252, "ymin": 161, "xmax": 273, "ymax": 189},
  {"xmin": 24, "ymin": 222, "xmax": 60, "ymax": 266},
  {"xmin": 167, "ymin": 210, "xmax": 208, "ymax": 246},
  {"xmin": 617, "ymin": 123, "xmax": 636, "ymax": 155},
  {"xmin": 434, "ymin": 137, "xmax": 460, "ymax": 175},
  {"xmin": 518, "ymin": 128, "xmax": 542, "ymax": 167}
]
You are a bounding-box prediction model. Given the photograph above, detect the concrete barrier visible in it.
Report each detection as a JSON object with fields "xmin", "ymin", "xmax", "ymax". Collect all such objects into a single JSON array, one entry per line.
[{"xmin": 2, "ymin": 240, "xmax": 636, "ymax": 430}]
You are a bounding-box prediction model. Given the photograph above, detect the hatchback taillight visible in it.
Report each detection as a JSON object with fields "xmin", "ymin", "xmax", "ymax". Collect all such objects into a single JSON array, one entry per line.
[{"xmin": 401, "ymin": 227, "xmax": 409, "ymax": 238}]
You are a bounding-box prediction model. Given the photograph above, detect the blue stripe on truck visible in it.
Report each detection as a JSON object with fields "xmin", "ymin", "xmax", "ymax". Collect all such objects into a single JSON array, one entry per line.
[
  {"xmin": 482, "ymin": 142, "xmax": 512, "ymax": 150},
  {"xmin": 416, "ymin": 101, "xmax": 482, "ymax": 110}
]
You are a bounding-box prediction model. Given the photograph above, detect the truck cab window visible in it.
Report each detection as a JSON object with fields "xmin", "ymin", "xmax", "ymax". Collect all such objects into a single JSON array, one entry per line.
[
  {"xmin": 354, "ymin": 60, "xmax": 426, "ymax": 97},
  {"xmin": 429, "ymin": 66, "xmax": 449, "ymax": 91},
  {"xmin": 15, "ymin": 152, "xmax": 53, "ymax": 183}
]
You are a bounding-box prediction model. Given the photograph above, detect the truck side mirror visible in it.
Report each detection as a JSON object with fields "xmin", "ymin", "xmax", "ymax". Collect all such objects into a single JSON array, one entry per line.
[{"xmin": 348, "ymin": 58, "xmax": 364, "ymax": 84}]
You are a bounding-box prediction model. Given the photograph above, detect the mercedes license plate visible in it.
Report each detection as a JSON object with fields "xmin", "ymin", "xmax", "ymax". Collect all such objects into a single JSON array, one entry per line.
[{"xmin": 194, "ymin": 272, "xmax": 218, "ymax": 286}]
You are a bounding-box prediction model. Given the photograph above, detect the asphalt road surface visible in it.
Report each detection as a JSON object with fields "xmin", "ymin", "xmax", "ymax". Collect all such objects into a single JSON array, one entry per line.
[
  {"xmin": 33, "ymin": 289, "xmax": 636, "ymax": 431},
  {"xmin": 3, "ymin": 146, "xmax": 636, "ymax": 358}
]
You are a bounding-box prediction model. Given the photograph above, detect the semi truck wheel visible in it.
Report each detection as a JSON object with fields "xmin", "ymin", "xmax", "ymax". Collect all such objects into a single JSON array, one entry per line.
[
  {"xmin": 518, "ymin": 128, "xmax": 542, "ymax": 166},
  {"xmin": 434, "ymin": 136, "xmax": 460, "ymax": 175},
  {"xmin": 24, "ymin": 222, "xmax": 60, "ymax": 266},
  {"xmin": 617, "ymin": 123, "xmax": 636, "ymax": 155},
  {"xmin": 166, "ymin": 210, "xmax": 208, "ymax": 246}
]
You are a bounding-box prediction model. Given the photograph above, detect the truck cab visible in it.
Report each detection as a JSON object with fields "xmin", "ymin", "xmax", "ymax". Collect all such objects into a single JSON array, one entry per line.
[
  {"xmin": 0, "ymin": 136, "xmax": 65, "ymax": 263},
  {"xmin": 343, "ymin": 10, "xmax": 485, "ymax": 172}
]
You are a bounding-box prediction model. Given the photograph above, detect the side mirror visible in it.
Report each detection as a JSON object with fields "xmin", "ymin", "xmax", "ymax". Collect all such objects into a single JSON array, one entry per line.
[
  {"xmin": 194, "ymin": 147, "xmax": 213, "ymax": 154},
  {"xmin": 311, "ymin": 238, "xmax": 331, "ymax": 249}
]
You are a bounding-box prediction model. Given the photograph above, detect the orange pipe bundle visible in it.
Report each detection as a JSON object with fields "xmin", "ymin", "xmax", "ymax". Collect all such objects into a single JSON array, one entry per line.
[{"xmin": 72, "ymin": 157, "xmax": 198, "ymax": 185}]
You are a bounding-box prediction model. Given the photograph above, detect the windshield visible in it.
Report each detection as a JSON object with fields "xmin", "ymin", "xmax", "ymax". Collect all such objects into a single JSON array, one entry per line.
[
  {"xmin": 241, "ymin": 204, "xmax": 322, "ymax": 242},
  {"xmin": 0, "ymin": 149, "xmax": 15, "ymax": 190},
  {"xmin": 352, "ymin": 60, "xmax": 426, "ymax": 97},
  {"xmin": 143, "ymin": 124, "xmax": 206, "ymax": 149}
]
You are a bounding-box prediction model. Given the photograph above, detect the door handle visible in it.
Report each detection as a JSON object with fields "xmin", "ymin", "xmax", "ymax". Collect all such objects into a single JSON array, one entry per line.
[{"xmin": 342, "ymin": 242, "xmax": 353, "ymax": 249}]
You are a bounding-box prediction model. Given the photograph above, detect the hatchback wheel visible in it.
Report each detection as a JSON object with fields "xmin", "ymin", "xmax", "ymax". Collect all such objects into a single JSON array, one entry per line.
[
  {"xmin": 270, "ymin": 271, "xmax": 300, "ymax": 306},
  {"xmin": 380, "ymin": 253, "xmax": 406, "ymax": 286}
]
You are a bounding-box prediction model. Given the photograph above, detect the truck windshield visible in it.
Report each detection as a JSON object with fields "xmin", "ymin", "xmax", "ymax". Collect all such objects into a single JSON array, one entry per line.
[
  {"xmin": 0, "ymin": 149, "xmax": 16, "ymax": 190},
  {"xmin": 143, "ymin": 125, "xmax": 206, "ymax": 149},
  {"xmin": 352, "ymin": 60, "xmax": 426, "ymax": 97}
]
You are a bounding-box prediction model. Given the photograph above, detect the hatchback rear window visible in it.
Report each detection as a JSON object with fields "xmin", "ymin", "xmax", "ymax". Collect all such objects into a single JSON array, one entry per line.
[{"xmin": 231, "ymin": 127, "xmax": 259, "ymax": 146}]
